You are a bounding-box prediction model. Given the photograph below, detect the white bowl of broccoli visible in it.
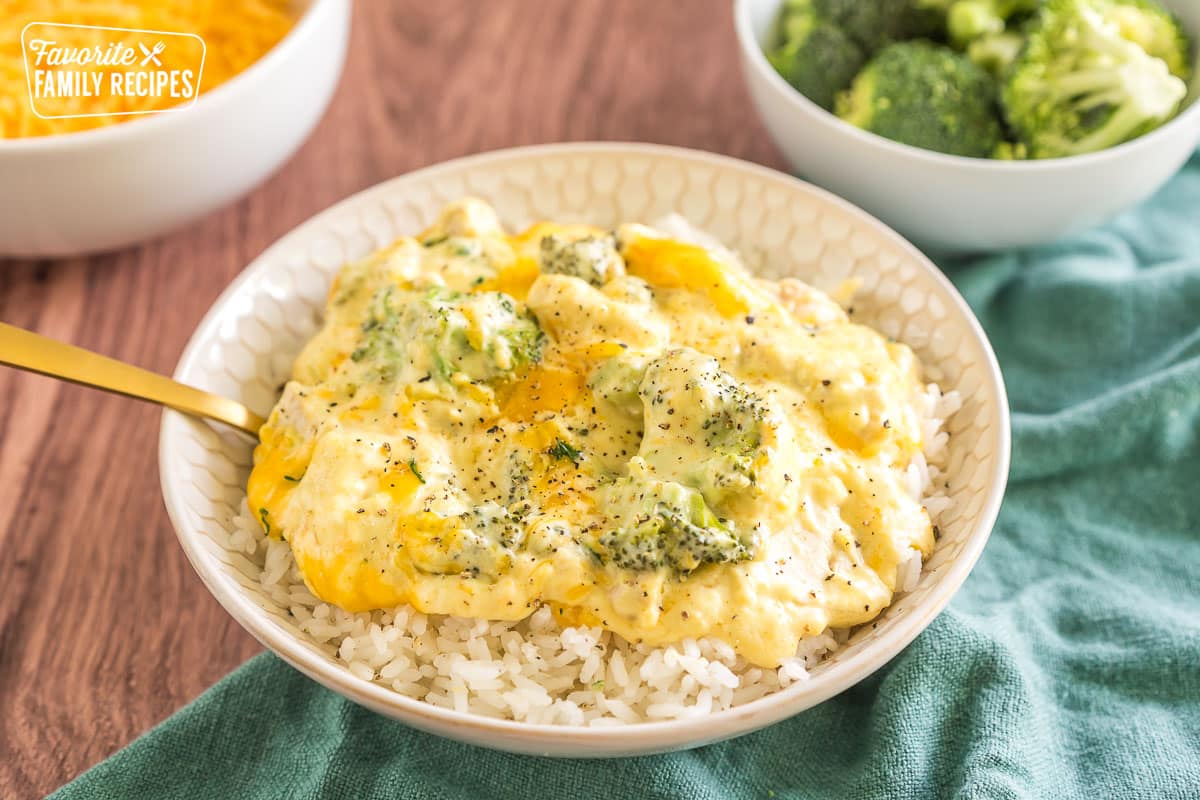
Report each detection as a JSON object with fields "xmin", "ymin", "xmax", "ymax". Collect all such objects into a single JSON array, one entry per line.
[{"xmin": 735, "ymin": 0, "xmax": 1200, "ymax": 251}]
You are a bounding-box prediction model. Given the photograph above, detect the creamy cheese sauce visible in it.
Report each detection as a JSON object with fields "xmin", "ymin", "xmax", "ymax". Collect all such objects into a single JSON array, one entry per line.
[{"xmin": 247, "ymin": 199, "xmax": 935, "ymax": 667}]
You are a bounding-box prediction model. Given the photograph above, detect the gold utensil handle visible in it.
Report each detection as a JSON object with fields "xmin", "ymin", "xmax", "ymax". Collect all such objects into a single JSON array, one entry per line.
[{"xmin": 0, "ymin": 322, "xmax": 263, "ymax": 436}]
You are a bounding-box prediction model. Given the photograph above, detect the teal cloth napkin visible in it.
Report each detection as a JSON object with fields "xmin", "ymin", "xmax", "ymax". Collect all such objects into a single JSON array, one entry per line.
[{"xmin": 53, "ymin": 153, "xmax": 1200, "ymax": 800}]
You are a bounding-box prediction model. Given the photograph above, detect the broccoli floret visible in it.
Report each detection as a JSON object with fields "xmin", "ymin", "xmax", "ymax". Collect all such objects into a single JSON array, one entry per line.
[
  {"xmin": 816, "ymin": 0, "xmax": 945, "ymax": 51},
  {"xmin": 636, "ymin": 348, "xmax": 767, "ymax": 505},
  {"xmin": 588, "ymin": 350, "xmax": 650, "ymax": 419},
  {"xmin": 967, "ymin": 30, "xmax": 1027, "ymax": 75},
  {"xmin": 410, "ymin": 502, "xmax": 525, "ymax": 579},
  {"xmin": 768, "ymin": 1, "xmax": 867, "ymax": 110},
  {"xmin": 350, "ymin": 286, "xmax": 543, "ymax": 383},
  {"xmin": 937, "ymin": 0, "xmax": 1041, "ymax": 45},
  {"xmin": 767, "ymin": 0, "xmax": 950, "ymax": 109},
  {"xmin": 1099, "ymin": 0, "xmax": 1192, "ymax": 80},
  {"xmin": 1002, "ymin": 0, "xmax": 1189, "ymax": 158},
  {"xmin": 537, "ymin": 234, "xmax": 625, "ymax": 286},
  {"xmin": 993, "ymin": 140, "xmax": 1030, "ymax": 158},
  {"xmin": 836, "ymin": 41, "xmax": 1005, "ymax": 158},
  {"xmin": 599, "ymin": 475, "xmax": 755, "ymax": 573}
]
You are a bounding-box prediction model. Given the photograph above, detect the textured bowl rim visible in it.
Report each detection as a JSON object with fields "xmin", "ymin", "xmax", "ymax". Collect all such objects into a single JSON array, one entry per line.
[
  {"xmin": 732, "ymin": 0, "xmax": 1200, "ymax": 171},
  {"xmin": 158, "ymin": 142, "xmax": 1011, "ymax": 754},
  {"xmin": 0, "ymin": 0, "xmax": 340, "ymax": 152}
]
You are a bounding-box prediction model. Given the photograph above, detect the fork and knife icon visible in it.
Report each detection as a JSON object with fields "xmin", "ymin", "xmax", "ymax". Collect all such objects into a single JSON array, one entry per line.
[{"xmin": 138, "ymin": 41, "xmax": 166, "ymax": 67}]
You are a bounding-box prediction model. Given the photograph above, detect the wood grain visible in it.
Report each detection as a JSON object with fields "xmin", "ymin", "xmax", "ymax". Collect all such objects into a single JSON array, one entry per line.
[{"xmin": 0, "ymin": 2, "xmax": 785, "ymax": 795}]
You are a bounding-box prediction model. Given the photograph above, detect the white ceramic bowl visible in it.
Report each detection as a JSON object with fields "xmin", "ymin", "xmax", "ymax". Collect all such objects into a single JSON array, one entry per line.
[
  {"xmin": 158, "ymin": 143, "xmax": 1010, "ymax": 757},
  {"xmin": 0, "ymin": 0, "xmax": 349, "ymax": 258},
  {"xmin": 735, "ymin": 0, "xmax": 1200, "ymax": 252}
]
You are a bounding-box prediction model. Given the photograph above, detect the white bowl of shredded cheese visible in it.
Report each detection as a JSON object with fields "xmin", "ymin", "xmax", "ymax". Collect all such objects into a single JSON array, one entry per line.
[
  {"xmin": 0, "ymin": 0, "xmax": 349, "ymax": 258},
  {"xmin": 159, "ymin": 143, "xmax": 1011, "ymax": 756}
]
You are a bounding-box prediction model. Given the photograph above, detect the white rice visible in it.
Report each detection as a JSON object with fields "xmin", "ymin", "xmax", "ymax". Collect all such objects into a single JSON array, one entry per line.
[{"xmin": 226, "ymin": 384, "xmax": 959, "ymax": 725}]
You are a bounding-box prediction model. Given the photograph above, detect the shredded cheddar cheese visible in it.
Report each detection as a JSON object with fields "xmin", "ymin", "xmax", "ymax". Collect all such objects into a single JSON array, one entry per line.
[{"xmin": 1, "ymin": 0, "xmax": 295, "ymax": 138}]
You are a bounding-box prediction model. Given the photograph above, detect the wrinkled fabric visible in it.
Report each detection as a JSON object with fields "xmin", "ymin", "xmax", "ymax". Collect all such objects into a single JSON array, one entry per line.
[{"xmin": 53, "ymin": 152, "xmax": 1200, "ymax": 800}]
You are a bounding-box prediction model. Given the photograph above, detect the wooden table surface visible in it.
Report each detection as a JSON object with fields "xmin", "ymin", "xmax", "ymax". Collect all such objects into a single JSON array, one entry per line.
[{"xmin": 0, "ymin": 2, "xmax": 784, "ymax": 795}]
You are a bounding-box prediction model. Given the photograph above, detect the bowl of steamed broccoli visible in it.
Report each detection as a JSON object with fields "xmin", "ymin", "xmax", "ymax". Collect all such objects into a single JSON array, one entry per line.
[{"xmin": 735, "ymin": 0, "xmax": 1200, "ymax": 250}]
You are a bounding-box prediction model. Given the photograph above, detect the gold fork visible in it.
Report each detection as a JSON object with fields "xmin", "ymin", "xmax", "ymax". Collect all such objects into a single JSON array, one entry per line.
[{"xmin": 0, "ymin": 321, "xmax": 263, "ymax": 436}]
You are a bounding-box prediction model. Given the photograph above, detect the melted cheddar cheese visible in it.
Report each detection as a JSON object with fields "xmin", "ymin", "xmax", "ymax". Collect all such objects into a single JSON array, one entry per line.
[{"xmin": 247, "ymin": 199, "xmax": 935, "ymax": 667}]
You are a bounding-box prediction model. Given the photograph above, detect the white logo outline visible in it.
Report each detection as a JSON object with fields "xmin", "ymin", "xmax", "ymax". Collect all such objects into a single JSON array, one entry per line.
[{"xmin": 20, "ymin": 21, "xmax": 207, "ymax": 121}]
